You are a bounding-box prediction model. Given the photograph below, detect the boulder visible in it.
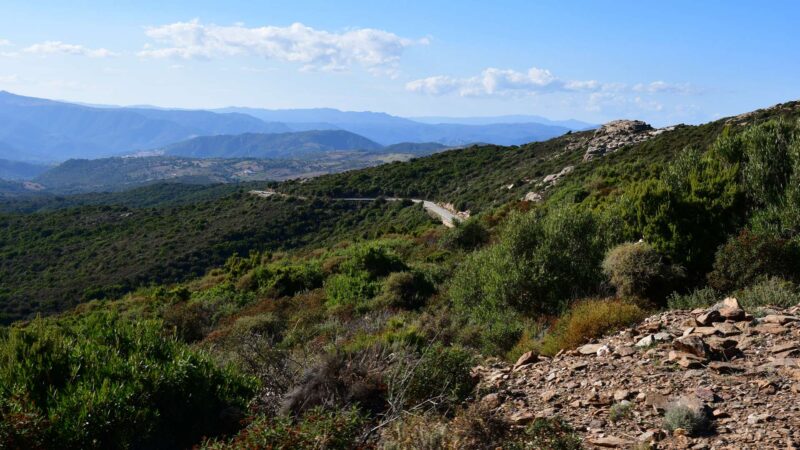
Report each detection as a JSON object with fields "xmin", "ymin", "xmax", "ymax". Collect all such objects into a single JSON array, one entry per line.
[
  {"xmin": 696, "ymin": 310, "xmax": 722, "ymax": 326},
  {"xmin": 514, "ymin": 350, "xmax": 538, "ymax": 369},
  {"xmin": 674, "ymin": 335, "xmax": 708, "ymax": 358}
]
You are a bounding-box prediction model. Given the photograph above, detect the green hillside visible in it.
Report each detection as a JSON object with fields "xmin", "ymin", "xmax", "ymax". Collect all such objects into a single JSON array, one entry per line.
[{"xmin": 3, "ymin": 101, "xmax": 800, "ymax": 449}]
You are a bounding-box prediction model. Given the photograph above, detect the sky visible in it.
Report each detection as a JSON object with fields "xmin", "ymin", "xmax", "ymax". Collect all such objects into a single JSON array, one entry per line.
[{"xmin": 0, "ymin": 0, "xmax": 798, "ymax": 126}]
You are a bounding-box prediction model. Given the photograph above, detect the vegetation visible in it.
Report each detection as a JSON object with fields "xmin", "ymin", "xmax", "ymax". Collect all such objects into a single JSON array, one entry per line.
[{"xmin": 4, "ymin": 103, "xmax": 800, "ymax": 447}]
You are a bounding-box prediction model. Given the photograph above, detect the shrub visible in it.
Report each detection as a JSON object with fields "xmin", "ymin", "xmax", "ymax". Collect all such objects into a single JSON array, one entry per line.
[
  {"xmin": 440, "ymin": 218, "xmax": 489, "ymax": 251},
  {"xmin": 0, "ymin": 313, "xmax": 255, "ymax": 449},
  {"xmin": 708, "ymin": 229, "xmax": 800, "ymax": 292},
  {"xmin": 738, "ymin": 120, "xmax": 797, "ymax": 207},
  {"xmin": 602, "ymin": 241, "xmax": 684, "ymax": 300},
  {"xmin": 609, "ymin": 401, "xmax": 633, "ymax": 423},
  {"xmin": 340, "ymin": 243, "xmax": 407, "ymax": 278},
  {"xmin": 376, "ymin": 271, "xmax": 435, "ymax": 310},
  {"xmin": 735, "ymin": 277, "xmax": 800, "ymax": 309},
  {"xmin": 397, "ymin": 344, "xmax": 476, "ymax": 411},
  {"xmin": 523, "ymin": 417, "xmax": 583, "ymax": 450},
  {"xmin": 666, "ymin": 287, "xmax": 719, "ymax": 310},
  {"xmin": 163, "ymin": 300, "xmax": 213, "ymax": 342},
  {"xmin": 379, "ymin": 413, "xmax": 449, "ymax": 450},
  {"xmin": 202, "ymin": 407, "xmax": 365, "ymax": 450},
  {"xmin": 325, "ymin": 272, "xmax": 381, "ymax": 309},
  {"xmin": 251, "ymin": 261, "xmax": 323, "ymax": 297},
  {"xmin": 540, "ymin": 298, "xmax": 647, "ymax": 356},
  {"xmin": 450, "ymin": 206, "xmax": 609, "ymax": 325},
  {"xmin": 664, "ymin": 403, "xmax": 709, "ymax": 436}
]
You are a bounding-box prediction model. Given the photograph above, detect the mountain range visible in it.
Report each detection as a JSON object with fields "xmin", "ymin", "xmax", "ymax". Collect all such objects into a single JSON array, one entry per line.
[{"xmin": 0, "ymin": 91, "xmax": 590, "ymax": 166}]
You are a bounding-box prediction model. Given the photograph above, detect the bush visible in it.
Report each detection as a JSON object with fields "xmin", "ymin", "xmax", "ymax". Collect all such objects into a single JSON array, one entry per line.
[
  {"xmin": 735, "ymin": 277, "xmax": 800, "ymax": 309},
  {"xmin": 664, "ymin": 403, "xmax": 709, "ymax": 436},
  {"xmin": 440, "ymin": 218, "xmax": 489, "ymax": 251},
  {"xmin": 708, "ymin": 229, "xmax": 800, "ymax": 292},
  {"xmin": 379, "ymin": 413, "xmax": 449, "ymax": 450},
  {"xmin": 163, "ymin": 300, "xmax": 213, "ymax": 342},
  {"xmin": 397, "ymin": 344, "xmax": 476, "ymax": 411},
  {"xmin": 325, "ymin": 272, "xmax": 381, "ymax": 309},
  {"xmin": 666, "ymin": 287, "xmax": 719, "ymax": 310},
  {"xmin": 540, "ymin": 298, "xmax": 647, "ymax": 356},
  {"xmin": 602, "ymin": 241, "xmax": 683, "ymax": 300},
  {"xmin": 340, "ymin": 244, "xmax": 407, "ymax": 279},
  {"xmin": 523, "ymin": 417, "xmax": 583, "ymax": 450},
  {"xmin": 0, "ymin": 313, "xmax": 255, "ymax": 449},
  {"xmin": 450, "ymin": 206, "xmax": 610, "ymax": 327},
  {"xmin": 203, "ymin": 407, "xmax": 365, "ymax": 450},
  {"xmin": 251, "ymin": 261, "xmax": 323, "ymax": 297},
  {"xmin": 609, "ymin": 401, "xmax": 633, "ymax": 423},
  {"xmin": 376, "ymin": 271, "xmax": 435, "ymax": 310}
]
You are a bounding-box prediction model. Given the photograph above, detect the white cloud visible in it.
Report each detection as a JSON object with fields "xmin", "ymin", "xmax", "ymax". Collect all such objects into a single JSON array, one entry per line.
[
  {"xmin": 139, "ymin": 19, "xmax": 424, "ymax": 73},
  {"xmin": 23, "ymin": 41, "xmax": 117, "ymax": 58},
  {"xmin": 406, "ymin": 67, "xmax": 602, "ymax": 97},
  {"xmin": 633, "ymin": 81, "xmax": 700, "ymax": 95},
  {"xmin": 0, "ymin": 74, "xmax": 19, "ymax": 83},
  {"xmin": 0, "ymin": 39, "xmax": 11, "ymax": 47}
]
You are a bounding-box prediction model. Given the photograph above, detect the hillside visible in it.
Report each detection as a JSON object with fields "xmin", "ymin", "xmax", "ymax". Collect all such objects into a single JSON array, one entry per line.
[
  {"xmin": 0, "ymin": 91, "xmax": 288, "ymax": 161},
  {"xmin": 0, "ymin": 159, "xmax": 50, "ymax": 180},
  {"xmin": 3, "ymin": 100, "xmax": 800, "ymax": 449},
  {"xmin": 163, "ymin": 130, "xmax": 384, "ymax": 158}
]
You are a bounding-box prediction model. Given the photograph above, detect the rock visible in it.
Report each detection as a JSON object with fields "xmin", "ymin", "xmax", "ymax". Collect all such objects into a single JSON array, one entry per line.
[
  {"xmin": 636, "ymin": 335, "xmax": 655, "ymax": 347},
  {"xmin": 717, "ymin": 297, "xmax": 745, "ymax": 321},
  {"xmin": 614, "ymin": 389, "xmax": 631, "ymax": 401},
  {"xmin": 615, "ymin": 345, "xmax": 636, "ymax": 357},
  {"xmin": 653, "ymin": 331, "xmax": 673, "ymax": 342},
  {"xmin": 692, "ymin": 326, "xmax": 718, "ymax": 336},
  {"xmin": 588, "ymin": 436, "xmax": 633, "ymax": 447},
  {"xmin": 753, "ymin": 323, "xmax": 788, "ymax": 334},
  {"xmin": 541, "ymin": 389, "xmax": 558, "ymax": 402},
  {"xmin": 771, "ymin": 342, "xmax": 800, "ymax": 354},
  {"xmin": 645, "ymin": 392, "xmax": 670, "ymax": 411},
  {"xmin": 578, "ymin": 343, "xmax": 604, "ymax": 355},
  {"xmin": 706, "ymin": 337, "xmax": 739, "ymax": 359},
  {"xmin": 582, "ymin": 120, "xmax": 659, "ymax": 161},
  {"xmin": 747, "ymin": 413, "xmax": 772, "ymax": 425},
  {"xmin": 522, "ymin": 191, "xmax": 543, "ymax": 202},
  {"xmin": 709, "ymin": 361, "xmax": 746, "ymax": 373},
  {"xmin": 712, "ymin": 322, "xmax": 741, "ymax": 336},
  {"xmin": 696, "ymin": 310, "xmax": 722, "ymax": 326},
  {"xmin": 674, "ymin": 335, "xmax": 708, "ymax": 358},
  {"xmin": 596, "ymin": 344, "xmax": 612, "ymax": 357},
  {"xmin": 481, "ymin": 393, "xmax": 501, "ymax": 408},
  {"xmin": 514, "ymin": 350, "xmax": 538, "ymax": 369},
  {"xmin": 762, "ymin": 314, "xmax": 799, "ymax": 325},
  {"xmin": 509, "ymin": 410, "xmax": 535, "ymax": 425}
]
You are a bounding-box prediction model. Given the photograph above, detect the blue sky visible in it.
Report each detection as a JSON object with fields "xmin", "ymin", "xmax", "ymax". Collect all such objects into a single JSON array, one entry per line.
[{"xmin": 0, "ymin": 0, "xmax": 797, "ymax": 125}]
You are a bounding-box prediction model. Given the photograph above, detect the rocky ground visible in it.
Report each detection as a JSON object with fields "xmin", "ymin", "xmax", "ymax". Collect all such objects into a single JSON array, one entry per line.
[{"xmin": 471, "ymin": 298, "xmax": 800, "ymax": 449}]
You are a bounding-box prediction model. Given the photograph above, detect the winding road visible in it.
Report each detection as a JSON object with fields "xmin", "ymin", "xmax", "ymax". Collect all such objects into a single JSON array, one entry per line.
[{"xmin": 250, "ymin": 190, "xmax": 462, "ymax": 227}]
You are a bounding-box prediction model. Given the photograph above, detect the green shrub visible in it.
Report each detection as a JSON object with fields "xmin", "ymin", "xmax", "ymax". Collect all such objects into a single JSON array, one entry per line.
[
  {"xmin": 440, "ymin": 218, "xmax": 490, "ymax": 251},
  {"xmin": 399, "ymin": 344, "xmax": 476, "ymax": 410},
  {"xmin": 602, "ymin": 241, "xmax": 683, "ymax": 300},
  {"xmin": 325, "ymin": 272, "xmax": 381, "ymax": 308},
  {"xmin": 251, "ymin": 261, "xmax": 323, "ymax": 297},
  {"xmin": 735, "ymin": 277, "xmax": 800, "ymax": 309},
  {"xmin": 450, "ymin": 206, "xmax": 609, "ymax": 323},
  {"xmin": 523, "ymin": 417, "xmax": 583, "ymax": 450},
  {"xmin": 609, "ymin": 401, "xmax": 633, "ymax": 423},
  {"xmin": 202, "ymin": 407, "xmax": 365, "ymax": 450},
  {"xmin": 376, "ymin": 271, "xmax": 435, "ymax": 309},
  {"xmin": 666, "ymin": 287, "xmax": 719, "ymax": 310},
  {"xmin": 708, "ymin": 229, "xmax": 800, "ymax": 292},
  {"xmin": 0, "ymin": 313, "xmax": 255, "ymax": 449},
  {"xmin": 540, "ymin": 298, "xmax": 647, "ymax": 356},
  {"xmin": 738, "ymin": 120, "xmax": 797, "ymax": 207},
  {"xmin": 340, "ymin": 243, "xmax": 407, "ymax": 278},
  {"xmin": 163, "ymin": 300, "xmax": 213, "ymax": 342},
  {"xmin": 664, "ymin": 403, "xmax": 709, "ymax": 436}
]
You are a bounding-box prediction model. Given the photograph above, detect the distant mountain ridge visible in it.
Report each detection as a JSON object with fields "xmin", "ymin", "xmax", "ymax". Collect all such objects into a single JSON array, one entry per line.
[
  {"xmin": 0, "ymin": 91, "xmax": 288, "ymax": 162},
  {"xmin": 163, "ymin": 130, "xmax": 384, "ymax": 158}
]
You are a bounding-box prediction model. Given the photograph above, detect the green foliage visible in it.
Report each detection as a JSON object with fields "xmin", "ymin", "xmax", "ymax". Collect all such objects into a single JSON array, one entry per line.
[
  {"xmin": 540, "ymin": 298, "xmax": 647, "ymax": 356},
  {"xmin": 0, "ymin": 312, "xmax": 255, "ymax": 449},
  {"xmin": 602, "ymin": 241, "xmax": 684, "ymax": 300},
  {"xmin": 708, "ymin": 229, "xmax": 800, "ymax": 292},
  {"xmin": 735, "ymin": 277, "xmax": 800, "ymax": 309},
  {"xmin": 664, "ymin": 404, "xmax": 709, "ymax": 436},
  {"xmin": 252, "ymin": 260, "xmax": 324, "ymax": 297},
  {"xmin": 609, "ymin": 401, "xmax": 633, "ymax": 423},
  {"xmin": 338, "ymin": 243, "xmax": 407, "ymax": 278},
  {"xmin": 401, "ymin": 344, "xmax": 476, "ymax": 410},
  {"xmin": 439, "ymin": 217, "xmax": 490, "ymax": 251},
  {"xmin": 202, "ymin": 407, "xmax": 365, "ymax": 450},
  {"xmin": 627, "ymin": 148, "xmax": 744, "ymax": 275},
  {"xmin": 666, "ymin": 287, "xmax": 719, "ymax": 310},
  {"xmin": 376, "ymin": 271, "xmax": 435, "ymax": 309},
  {"xmin": 325, "ymin": 272, "xmax": 381, "ymax": 309},
  {"xmin": 451, "ymin": 206, "xmax": 610, "ymax": 319},
  {"xmin": 522, "ymin": 417, "xmax": 583, "ymax": 450},
  {"xmin": 738, "ymin": 120, "xmax": 798, "ymax": 207}
]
